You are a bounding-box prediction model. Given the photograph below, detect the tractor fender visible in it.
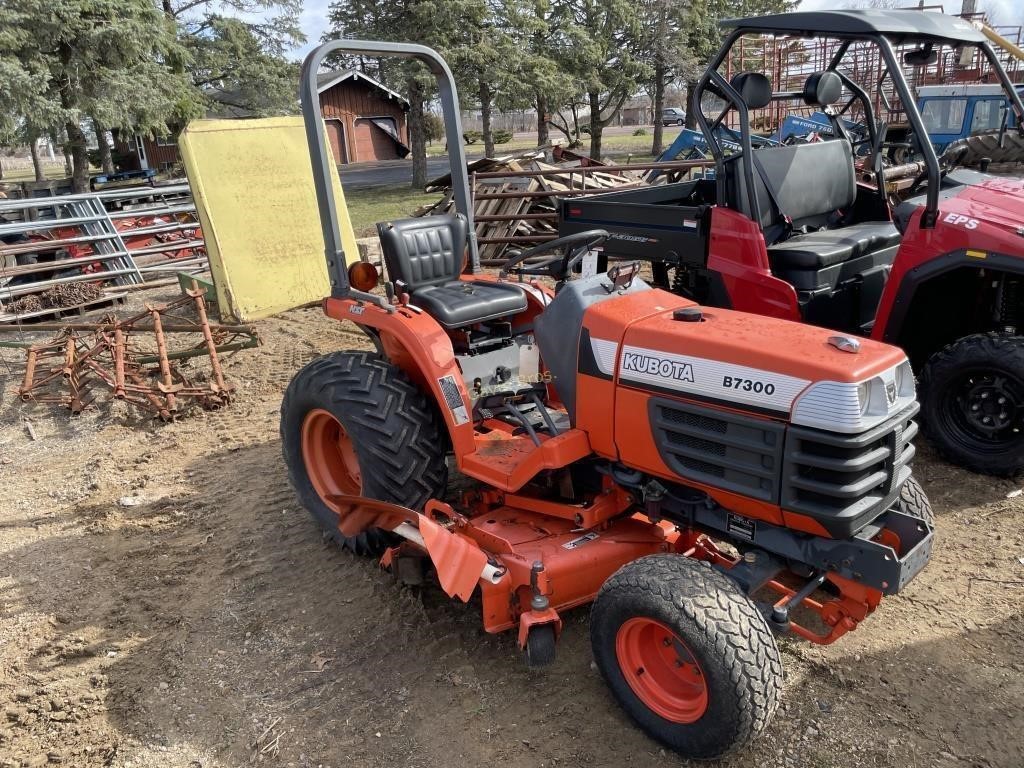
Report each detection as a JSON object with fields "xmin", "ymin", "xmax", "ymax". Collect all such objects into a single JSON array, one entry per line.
[{"xmin": 323, "ymin": 296, "xmax": 477, "ymax": 459}]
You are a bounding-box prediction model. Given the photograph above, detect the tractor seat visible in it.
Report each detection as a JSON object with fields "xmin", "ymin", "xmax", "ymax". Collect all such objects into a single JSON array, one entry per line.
[
  {"xmin": 377, "ymin": 214, "xmax": 527, "ymax": 329},
  {"xmin": 768, "ymin": 222, "xmax": 902, "ymax": 270}
]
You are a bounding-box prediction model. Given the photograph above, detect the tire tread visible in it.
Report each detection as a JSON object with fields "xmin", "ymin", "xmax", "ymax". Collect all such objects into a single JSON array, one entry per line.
[{"xmin": 280, "ymin": 351, "xmax": 447, "ymax": 555}]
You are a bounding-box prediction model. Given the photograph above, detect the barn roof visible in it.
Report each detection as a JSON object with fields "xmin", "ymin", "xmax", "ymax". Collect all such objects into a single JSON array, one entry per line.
[{"xmin": 316, "ymin": 70, "xmax": 409, "ymax": 107}]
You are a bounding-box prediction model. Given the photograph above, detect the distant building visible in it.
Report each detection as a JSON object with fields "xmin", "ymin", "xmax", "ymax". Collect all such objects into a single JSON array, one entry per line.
[
  {"xmin": 316, "ymin": 70, "xmax": 409, "ymax": 164},
  {"xmin": 113, "ymin": 69, "xmax": 411, "ymax": 171}
]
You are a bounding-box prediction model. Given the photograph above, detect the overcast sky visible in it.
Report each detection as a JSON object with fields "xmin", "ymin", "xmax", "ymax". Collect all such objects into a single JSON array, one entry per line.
[{"xmin": 287, "ymin": 0, "xmax": 1024, "ymax": 60}]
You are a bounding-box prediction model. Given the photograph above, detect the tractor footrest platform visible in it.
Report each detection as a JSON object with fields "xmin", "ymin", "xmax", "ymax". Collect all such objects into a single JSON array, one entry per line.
[{"xmin": 461, "ymin": 428, "xmax": 592, "ymax": 492}]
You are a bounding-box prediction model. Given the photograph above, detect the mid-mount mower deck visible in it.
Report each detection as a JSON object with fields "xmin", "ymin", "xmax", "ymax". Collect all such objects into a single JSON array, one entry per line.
[{"xmin": 281, "ymin": 39, "xmax": 935, "ymax": 760}]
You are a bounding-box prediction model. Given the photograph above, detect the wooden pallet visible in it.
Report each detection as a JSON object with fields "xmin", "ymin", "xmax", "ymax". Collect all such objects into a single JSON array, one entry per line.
[{"xmin": 0, "ymin": 291, "xmax": 128, "ymax": 324}]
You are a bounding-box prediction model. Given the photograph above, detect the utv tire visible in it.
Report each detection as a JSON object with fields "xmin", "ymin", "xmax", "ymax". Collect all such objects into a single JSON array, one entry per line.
[
  {"xmin": 591, "ymin": 555, "xmax": 782, "ymax": 760},
  {"xmin": 896, "ymin": 476, "xmax": 934, "ymax": 527},
  {"xmin": 280, "ymin": 351, "xmax": 448, "ymax": 556},
  {"xmin": 920, "ymin": 333, "xmax": 1024, "ymax": 476}
]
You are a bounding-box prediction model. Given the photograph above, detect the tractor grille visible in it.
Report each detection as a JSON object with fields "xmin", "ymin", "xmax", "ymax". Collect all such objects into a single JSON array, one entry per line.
[
  {"xmin": 649, "ymin": 396, "xmax": 920, "ymax": 539},
  {"xmin": 649, "ymin": 398, "xmax": 785, "ymax": 502},
  {"xmin": 781, "ymin": 402, "xmax": 919, "ymax": 536}
]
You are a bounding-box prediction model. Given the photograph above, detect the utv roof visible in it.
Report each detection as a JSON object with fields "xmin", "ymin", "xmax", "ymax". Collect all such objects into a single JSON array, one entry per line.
[{"xmin": 721, "ymin": 10, "xmax": 987, "ymax": 45}]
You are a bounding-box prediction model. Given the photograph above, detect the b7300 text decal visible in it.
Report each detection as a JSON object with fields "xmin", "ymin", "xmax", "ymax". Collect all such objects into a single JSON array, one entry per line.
[{"xmin": 722, "ymin": 376, "xmax": 776, "ymax": 395}]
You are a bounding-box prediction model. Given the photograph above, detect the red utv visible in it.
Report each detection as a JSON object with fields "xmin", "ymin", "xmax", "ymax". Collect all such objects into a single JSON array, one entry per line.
[{"xmin": 560, "ymin": 10, "xmax": 1024, "ymax": 474}]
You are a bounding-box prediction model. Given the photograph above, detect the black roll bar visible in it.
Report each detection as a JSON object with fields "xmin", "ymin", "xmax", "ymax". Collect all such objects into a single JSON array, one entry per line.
[
  {"xmin": 981, "ymin": 41, "xmax": 1024, "ymax": 127},
  {"xmin": 300, "ymin": 39, "xmax": 477, "ymax": 301},
  {"xmin": 692, "ymin": 29, "xmax": 763, "ymax": 226},
  {"xmin": 691, "ymin": 27, "xmax": 1023, "ymax": 230},
  {"xmin": 875, "ymin": 36, "xmax": 942, "ymax": 227}
]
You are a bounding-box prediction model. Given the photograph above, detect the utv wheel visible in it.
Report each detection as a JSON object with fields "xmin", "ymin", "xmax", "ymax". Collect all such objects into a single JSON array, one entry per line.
[
  {"xmin": 920, "ymin": 333, "xmax": 1024, "ymax": 476},
  {"xmin": 897, "ymin": 476, "xmax": 934, "ymax": 527},
  {"xmin": 280, "ymin": 351, "xmax": 448, "ymax": 556},
  {"xmin": 591, "ymin": 555, "xmax": 782, "ymax": 760}
]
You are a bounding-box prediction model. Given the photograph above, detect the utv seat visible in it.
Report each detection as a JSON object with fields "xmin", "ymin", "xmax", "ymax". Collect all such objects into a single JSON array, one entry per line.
[
  {"xmin": 721, "ymin": 71, "xmax": 900, "ymax": 279},
  {"xmin": 768, "ymin": 222, "xmax": 902, "ymax": 270},
  {"xmin": 377, "ymin": 215, "xmax": 527, "ymax": 329}
]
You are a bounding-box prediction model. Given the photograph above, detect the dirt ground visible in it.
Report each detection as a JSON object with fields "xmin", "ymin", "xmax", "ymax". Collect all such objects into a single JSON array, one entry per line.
[{"xmin": 0, "ymin": 286, "xmax": 1021, "ymax": 768}]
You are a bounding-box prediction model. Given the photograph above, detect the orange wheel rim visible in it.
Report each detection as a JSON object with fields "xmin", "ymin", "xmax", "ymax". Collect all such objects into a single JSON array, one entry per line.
[
  {"xmin": 615, "ymin": 617, "xmax": 709, "ymax": 724},
  {"xmin": 300, "ymin": 409, "xmax": 362, "ymax": 505}
]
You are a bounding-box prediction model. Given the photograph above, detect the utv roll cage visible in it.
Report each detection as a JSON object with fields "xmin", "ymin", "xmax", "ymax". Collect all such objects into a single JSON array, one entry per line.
[{"xmin": 693, "ymin": 10, "xmax": 1024, "ymax": 229}]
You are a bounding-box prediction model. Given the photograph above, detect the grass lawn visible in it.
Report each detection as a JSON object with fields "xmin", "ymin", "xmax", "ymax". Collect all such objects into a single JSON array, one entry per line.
[
  {"xmin": 343, "ymin": 184, "xmax": 441, "ymax": 237},
  {"xmin": 0, "ymin": 165, "xmax": 70, "ymax": 183}
]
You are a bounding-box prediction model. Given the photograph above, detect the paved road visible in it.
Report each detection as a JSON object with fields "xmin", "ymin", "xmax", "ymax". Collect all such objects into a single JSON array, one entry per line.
[{"xmin": 339, "ymin": 156, "xmax": 471, "ymax": 189}]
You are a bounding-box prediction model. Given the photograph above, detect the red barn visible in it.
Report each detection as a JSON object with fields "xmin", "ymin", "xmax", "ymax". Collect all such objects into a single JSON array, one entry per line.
[
  {"xmin": 114, "ymin": 69, "xmax": 409, "ymax": 171},
  {"xmin": 316, "ymin": 70, "xmax": 410, "ymax": 164},
  {"xmin": 112, "ymin": 132, "xmax": 181, "ymax": 173}
]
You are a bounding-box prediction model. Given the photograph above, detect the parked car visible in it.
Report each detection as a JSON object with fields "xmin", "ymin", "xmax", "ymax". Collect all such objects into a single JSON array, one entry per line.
[{"xmin": 661, "ymin": 107, "xmax": 686, "ymax": 126}]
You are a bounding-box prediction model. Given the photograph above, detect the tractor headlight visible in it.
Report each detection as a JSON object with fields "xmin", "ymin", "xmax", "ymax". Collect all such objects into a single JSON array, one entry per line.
[
  {"xmin": 857, "ymin": 381, "xmax": 871, "ymax": 415},
  {"xmin": 792, "ymin": 360, "xmax": 916, "ymax": 434},
  {"xmin": 895, "ymin": 360, "xmax": 915, "ymax": 399}
]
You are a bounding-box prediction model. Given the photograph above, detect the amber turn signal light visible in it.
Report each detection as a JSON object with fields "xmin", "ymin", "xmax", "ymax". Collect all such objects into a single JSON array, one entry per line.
[{"xmin": 348, "ymin": 261, "xmax": 379, "ymax": 292}]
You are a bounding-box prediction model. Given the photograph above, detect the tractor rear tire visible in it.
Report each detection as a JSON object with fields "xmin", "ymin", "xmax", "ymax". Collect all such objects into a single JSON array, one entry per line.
[
  {"xmin": 944, "ymin": 130, "xmax": 1024, "ymax": 167},
  {"xmin": 897, "ymin": 475, "xmax": 934, "ymax": 527},
  {"xmin": 590, "ymin": 555, "xmax": 782, "ymax": 760},
  {"xmin": 920, "ymin": 333, "xmax": 1024, "ymax": 477},
  {"xmin": 280, "ymin": 351, "xmax": 448, "ymax": 556}
]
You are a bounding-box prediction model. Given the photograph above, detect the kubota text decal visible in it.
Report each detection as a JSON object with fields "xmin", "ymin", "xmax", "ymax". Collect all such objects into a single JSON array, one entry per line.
[{"xmin": 617, "ymin": 345, "xmax": 811, "ymax": 413}]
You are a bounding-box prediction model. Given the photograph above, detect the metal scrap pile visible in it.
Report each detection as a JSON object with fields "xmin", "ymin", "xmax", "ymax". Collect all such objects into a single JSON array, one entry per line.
[
  {"xmin": 5, "ymin": 282, "xmax": 104, "ymax": 316},
  {"xmin": 11, "ymin": 286, "xmax": 259, "ymax": 420},
  {"xmin": 0, "ymin": 184, "xmax": 206, "ymax": 323}
]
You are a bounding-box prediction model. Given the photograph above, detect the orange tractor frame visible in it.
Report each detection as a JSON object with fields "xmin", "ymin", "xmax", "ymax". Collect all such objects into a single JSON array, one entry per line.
[{"xmin": 280, "ymin": 39, "xmax": 934, "ymax": 759}]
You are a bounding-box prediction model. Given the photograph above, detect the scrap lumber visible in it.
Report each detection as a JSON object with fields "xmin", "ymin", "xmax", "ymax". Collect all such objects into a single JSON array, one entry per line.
[{"xmin": 416, "ymin": 153, "xmax": 639, "ymax": 263}]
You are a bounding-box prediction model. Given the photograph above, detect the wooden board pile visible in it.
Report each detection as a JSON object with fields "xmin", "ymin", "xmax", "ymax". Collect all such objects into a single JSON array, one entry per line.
[{"xmin": 414, "ymin": 150, "xmax": 641, "ymax": 264}]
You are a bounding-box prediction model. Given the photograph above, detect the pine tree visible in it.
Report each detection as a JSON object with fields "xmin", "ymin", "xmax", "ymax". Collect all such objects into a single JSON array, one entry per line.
[
  {"xmin": 165, "ymin": 1, "xmax": 304, "ymax": 116},
  {"xmin": 0, "ymin": 0, "xmax": 200, "ymax": 191}
]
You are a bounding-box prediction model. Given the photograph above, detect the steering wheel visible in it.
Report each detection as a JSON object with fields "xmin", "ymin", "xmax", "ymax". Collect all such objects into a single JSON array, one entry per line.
[
  {"xmin": 499, "ymin": 229, "xmax": 608, "ymax": 282},
  {"xmin": 907, "ymin": 144, "xmax": 969, "ymax": 195}
]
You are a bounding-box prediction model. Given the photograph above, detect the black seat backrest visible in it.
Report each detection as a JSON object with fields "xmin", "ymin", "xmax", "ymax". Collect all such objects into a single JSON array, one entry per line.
[
  {"xmin": 719, "ymin": 69, "xmax": 855, "ymax": 244},
  {"xmin": 724, "ymin": 140, "xmax": 856, "ymax": 243},
  {"xmin": 377, "ymin": 214, "xmax": 468, "ymax": 291}
]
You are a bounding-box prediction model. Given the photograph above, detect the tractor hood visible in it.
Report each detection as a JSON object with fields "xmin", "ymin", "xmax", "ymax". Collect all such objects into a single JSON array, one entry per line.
[{"xmin": 581, "ymin": 287, "xmax": 913, "ymax": 432}]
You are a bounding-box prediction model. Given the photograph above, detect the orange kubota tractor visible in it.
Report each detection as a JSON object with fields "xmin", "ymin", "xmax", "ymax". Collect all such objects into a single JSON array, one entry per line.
[{"xmin": 281, "ymin": 40, "xmax": 934, "ymax": 760}]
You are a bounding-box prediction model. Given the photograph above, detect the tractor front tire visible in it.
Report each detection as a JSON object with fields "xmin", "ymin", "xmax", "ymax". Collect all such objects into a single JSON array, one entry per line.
[
  {"xmin": 280, "ymin": 351, "xmax": 448, "ymax": 556},
  {"xmin": 897, "ymin": 475, "xmax": 934, "ymax": 527},
  {"xmin": 591, "ymin": 555, "xmax": 782, "ymax": 760},
  {"xmin": 920, "ymin": 333, "xmax": 1024, "ymax": 476}
]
